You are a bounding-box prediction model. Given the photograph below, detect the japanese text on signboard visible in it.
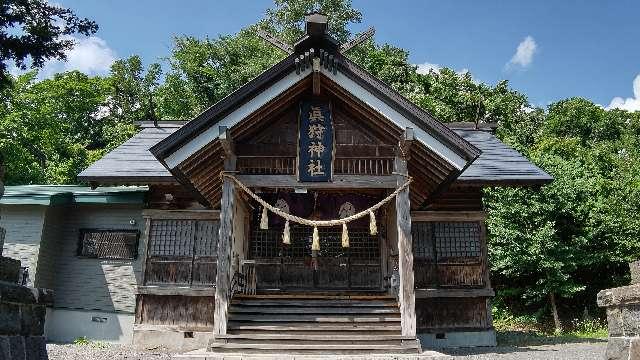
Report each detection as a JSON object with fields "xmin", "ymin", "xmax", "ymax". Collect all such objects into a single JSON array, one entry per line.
[{"xmin": 299, "ymin": 100, "xmax": 333, "ymax": 182}]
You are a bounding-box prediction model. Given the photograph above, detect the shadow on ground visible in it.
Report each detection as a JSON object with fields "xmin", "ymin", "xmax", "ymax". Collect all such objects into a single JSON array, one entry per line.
[{"xmin": 438, "ymin": 331, "xmax": 607, "ymax": 356}]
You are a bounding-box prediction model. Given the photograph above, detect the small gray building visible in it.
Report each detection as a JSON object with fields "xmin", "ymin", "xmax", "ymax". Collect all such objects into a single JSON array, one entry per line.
[{"xmin": 0, "ymin": 185, "xmax": 147, "ymax": 343}]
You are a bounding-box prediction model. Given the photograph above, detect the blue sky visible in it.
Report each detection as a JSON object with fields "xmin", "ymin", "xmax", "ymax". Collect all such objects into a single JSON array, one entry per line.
[{"xmin": 48, "ymin": 0, "xmax": 640, "ymax": 111}]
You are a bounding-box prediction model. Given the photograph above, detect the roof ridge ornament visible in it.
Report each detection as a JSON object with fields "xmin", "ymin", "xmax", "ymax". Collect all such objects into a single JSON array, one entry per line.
[{"xmin": 256, "ymin": 13, "xmax": 375, "ymax": 57}]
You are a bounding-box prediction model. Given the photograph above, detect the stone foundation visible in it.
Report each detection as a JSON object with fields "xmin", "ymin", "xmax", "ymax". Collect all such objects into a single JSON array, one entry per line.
[
  {"xmin": 597, "ymin": 261, "xmax": 640, "ymax": 360},
  {"xmin": 0, "ymin": 256, "xmax": 19, "ymax": 283},
  {"xmin": 0, "ymin": 281, "xmax": 53, "ymax": 359}
]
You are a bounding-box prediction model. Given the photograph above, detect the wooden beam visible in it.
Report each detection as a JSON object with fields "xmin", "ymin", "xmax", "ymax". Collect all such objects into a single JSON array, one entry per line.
[
  {"xmin": 213, "ymin": 152, "xmax": 236, "ymax": 337},
  {"xmin": 137, "ymin": 286, "xmax": 216, "ymax": 297},
  {"xmin": 410, "ymin": 211, "xmax": 487, "ymax": 222},
  {"xmin": 398, "ymin": 127, "xmax": 414, "ymax": 160},
  {"xmin": 235, "ymin": 174, "xmax": 397, "ymax": 189},
  {"xmin": 340, "ymin": 27, "xmax": 375, "ymax": 53},
  {"xmin": 219, "ymin": 126, "xmax": 234, "ymax": 157},
  {"xmin": 415, "ymin": 288, "xmax": 495, "ymax": 298},
  {"xmin": 140, "ymin": 217, "xmax": 151, "ymax": 286},
  {"xmin": 256, "ymin": 29, "xmax": 293, "ymax": 54},
  {"xmin": 394, "ymin": 154, "xmax": 416, "ymax": 338},
  {"xmin": 312, "ymin": 57, "xmax": 321, "ymax": 96},
  {"xmin": 142, "ymin": 209, "xmax": 221, "ymax": 220}
]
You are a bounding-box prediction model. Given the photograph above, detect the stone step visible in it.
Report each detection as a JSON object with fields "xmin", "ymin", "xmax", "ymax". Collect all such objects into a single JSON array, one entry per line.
[
  {"xmin": 233, "ymin": 294, "xmax": 394, "ymax": 301},
  {"xmin": 216, "ymin": 333, "xmax": 411, "ymax": 341},
  {"xmin": 227, "ymin": 322, "xmax": 401, "ymax": 332},
  {"xmin": 228, "ymin": 314, "xmax": 400, "ymax": 323},
  {"xmin": 228, "ymin": 305, "xmax": 399, "ymax": 314},
  {"xmin": 230, "ymin": 299, "xmax": 398, "ymax": 307},
  {"xmin": 208, "ymin": 341, "xmax": 421, "ymax": 353}
]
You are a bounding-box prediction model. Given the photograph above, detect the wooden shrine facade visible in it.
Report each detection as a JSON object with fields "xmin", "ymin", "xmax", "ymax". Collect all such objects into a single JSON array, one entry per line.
[{"xmin": 79, "ymin": 13, "xmax": 552, "ymax": 352}]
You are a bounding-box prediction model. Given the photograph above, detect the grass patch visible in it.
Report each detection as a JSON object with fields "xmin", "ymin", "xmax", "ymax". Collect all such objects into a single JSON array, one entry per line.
[
  {"xmin": 493, "ymin": 307, "xmax": 607, "ymax": 346},
  {"xmin": 72, "ymin": 337, "xmax": 110, "ymax": 349}
]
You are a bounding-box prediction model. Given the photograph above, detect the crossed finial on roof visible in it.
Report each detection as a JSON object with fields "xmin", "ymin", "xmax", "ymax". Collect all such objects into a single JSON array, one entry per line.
[{"xmin": 257, "ymin": 12, "xmax": 375, "ymax": 55}]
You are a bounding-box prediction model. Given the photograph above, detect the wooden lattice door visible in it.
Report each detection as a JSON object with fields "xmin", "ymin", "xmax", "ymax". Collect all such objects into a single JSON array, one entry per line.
[{"xmin": 249, "ymin": 215, "xmax": 382, "ymax": 291}]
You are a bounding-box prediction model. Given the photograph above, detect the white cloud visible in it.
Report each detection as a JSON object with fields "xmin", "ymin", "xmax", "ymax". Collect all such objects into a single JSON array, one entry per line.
[
  {"xmin": 416, "ymin": 62, "xmax": 441, "ymax": 75},
  {"xmin": 415, "ymin": 62, "xmax": 479, "ymax": 83},
  {"xmin": 38, "ymin": 35, "xmax": 117, "ymax": 78},
  {"xmin": 507, "ymin": 36, "xmax": 537, "ymax": 69},
  {"xmin": 607, "ymin": 74, "xmax": 640, "ymax": 112}
]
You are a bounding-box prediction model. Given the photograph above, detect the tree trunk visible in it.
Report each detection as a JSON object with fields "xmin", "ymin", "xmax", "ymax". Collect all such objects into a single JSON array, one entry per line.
[{"xmin": 550, "ymin": 292, "xmax": 562, "ymax": 333}]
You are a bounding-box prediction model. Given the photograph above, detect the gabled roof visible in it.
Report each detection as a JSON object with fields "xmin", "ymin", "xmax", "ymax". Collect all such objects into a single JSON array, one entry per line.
[
  {"xmin": 78, "ymin": 123, "xmax": 180, "ymax": 184},
  {"xmin": 150, "ymin": 54, "xmax": 480, "ymax": 171},
  {"xmin": 79, "ymin": 122, "xmax": 552, "ymax": 186},
  {"xmin": 454, "ymin": 129, "xmax": 552, "ymax": 185}
]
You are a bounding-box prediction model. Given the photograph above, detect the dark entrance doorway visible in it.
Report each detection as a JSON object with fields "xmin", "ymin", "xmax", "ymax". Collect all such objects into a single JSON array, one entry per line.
[{"xmin": 249, "ymin": 215, "xmax": 383, "ymax": 291}]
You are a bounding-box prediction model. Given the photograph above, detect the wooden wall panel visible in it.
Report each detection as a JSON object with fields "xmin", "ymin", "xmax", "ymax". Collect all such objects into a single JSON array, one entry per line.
[
  {"xmin": 416, "ymin": 297, "xmax": 490, "ymax": 331},
  {"xmin": 148, "ymin": 184, "xmax": 205, "ymax": 210},
  {"xmin": 135, "ymin": 295, "xmax": 214, "ymax": 331},
  {"xmin": 424, "ymin": 185, "xmax": 484, "ymax": 211}
]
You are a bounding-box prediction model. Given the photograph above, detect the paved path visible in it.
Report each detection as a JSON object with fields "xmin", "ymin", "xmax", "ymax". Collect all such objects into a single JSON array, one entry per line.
[{"xmin": 47, "ymin": 342, "xmax": 606, "ymax": 360}]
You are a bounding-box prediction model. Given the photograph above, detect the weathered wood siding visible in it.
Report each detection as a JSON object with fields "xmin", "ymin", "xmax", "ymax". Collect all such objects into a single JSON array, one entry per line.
[
  {"xmin": 424, "ymin": 185, "xmax": 484, "ymax": 211},
  {"xmin": 411, "ymin": 212, "xmax": 487, "ymax": 289},
  {"xmin": 416, "ymin": 297, "xmax": 491, "ymax": 331},
  {"xmin": 144, "ymin": 218, "xmax": 219, "ymax": 286},
  {"xmin": 135, "ymin": 294, "xmax": 214, "ymax": 331},
  {"xmin": 148, "ymin": 184, "xmax": 205, "ymax": 210}
]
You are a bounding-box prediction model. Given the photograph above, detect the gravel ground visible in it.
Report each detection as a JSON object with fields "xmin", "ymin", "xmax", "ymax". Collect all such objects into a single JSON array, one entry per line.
[
  {"xmin": 445, "ymin": 341, "xmax": 606, "ymax": 359},
  {"xmin": 46, "ymin": 341, "xmax": 606, "ymax": 360},
  {"xmin": 46, "ymin": 344, "xmax": 173, "ymax": 360}
]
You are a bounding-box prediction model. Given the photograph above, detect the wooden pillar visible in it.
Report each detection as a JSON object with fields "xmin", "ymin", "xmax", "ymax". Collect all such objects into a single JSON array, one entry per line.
[
  {"xmin": 214, "ymin": 126, "xmax": 236, "ymax": 336},
  {"xmin": 395, "ymin": 128, "xmax": 416, "ymax": 338}
]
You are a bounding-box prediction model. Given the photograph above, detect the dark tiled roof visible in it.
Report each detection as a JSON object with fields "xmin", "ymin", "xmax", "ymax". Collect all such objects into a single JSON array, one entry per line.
[
  {"xmin": 79, "ymin": 123, "xmax": 552, "ymax": 186},
  {"xmin": 77, "ymin": 124, "xmax": 181, "ymax": 183},
  {"xmin": 454, "ymin": 129, "xmax": 552, "ymax": 185}
]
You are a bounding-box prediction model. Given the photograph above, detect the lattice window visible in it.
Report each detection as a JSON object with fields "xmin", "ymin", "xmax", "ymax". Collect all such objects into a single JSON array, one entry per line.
[
  {"xmin": 144, "ymin": 219, "xmax": 219, "ymax": 286},
  {"xmin": 412, "ymin": 221, "xmax": 481, "ymax": 263},
  {"xmin": 148, "ymin": 219, "xmax": 219, "ymax": 257},
  {"xmin": 411, "ymin": 222, "xmax": 435, "ymax": 260},
  {"xmin": 434, "ymin": 222, "xmax": 481, "ymax": 262},
  {"xmin": 77, "ymin": 229, "xmax": 139, "ymax": 260},
  {"xmin": 349, "ymin": 229, "xmax": 380, "ymax": 260},
  {"xmin": 250, "ymin": 218, "xmax": 378, "ymax": 260}
]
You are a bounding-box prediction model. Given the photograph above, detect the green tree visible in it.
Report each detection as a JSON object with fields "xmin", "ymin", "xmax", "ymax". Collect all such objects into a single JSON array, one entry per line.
[
  {"xmin": 0, "ymin": 0, "xmax": 98, "ymax": 87},
  {"xmin": 0, "ymin": 71, "xmax": 109, "ymax": 184},
  {"xmin": 105, "ymin": 56, "xmax": 162, "ymax": 149},
  {"xmin": 486, "ymin": 98, "xmax": 640, "ymax": 331}
]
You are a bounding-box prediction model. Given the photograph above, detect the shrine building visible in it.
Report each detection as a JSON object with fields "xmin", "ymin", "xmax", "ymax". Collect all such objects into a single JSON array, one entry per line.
[{"xmin": 1, "ymin": 13, "xmax": 552, "ymax": 354}]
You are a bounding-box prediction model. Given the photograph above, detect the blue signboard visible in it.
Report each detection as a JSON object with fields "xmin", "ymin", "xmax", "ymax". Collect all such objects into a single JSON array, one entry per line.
[{"xmin": 298, "ymin": 100, "xmax": 333, "ymax": 182}]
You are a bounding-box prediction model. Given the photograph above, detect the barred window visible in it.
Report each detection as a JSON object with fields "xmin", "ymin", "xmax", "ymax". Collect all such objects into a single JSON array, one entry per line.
[
  {"xmin": 144, "ymin": 219, "xmax": 219, "ymax": 286},
  {"xmin": 411, "ymin": 222, "xmax": 435, "ymax": 260},
  {"xmin": 78, "ymin": 229, "xmax": 139, "ymax": 260},
  {"xmin": 148, "ymin": 219, "xmax": 219, "ymax": 257},
  {"xmin": 412, "ymin": 222, "xmax": 481, "ymax": 263},
  {"xmin": 434, "ymin": 222, "xmax": 481, "ymax": 262}
]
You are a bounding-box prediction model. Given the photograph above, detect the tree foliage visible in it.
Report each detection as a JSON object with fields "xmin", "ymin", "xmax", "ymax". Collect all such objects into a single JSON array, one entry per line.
[
  {"xmin": 1, "ymin": 0, "xmax": 640, "ymax": 327},
  {"xmin": 0, "ymin": 0, "xmax": 98, "ymax": 87}
]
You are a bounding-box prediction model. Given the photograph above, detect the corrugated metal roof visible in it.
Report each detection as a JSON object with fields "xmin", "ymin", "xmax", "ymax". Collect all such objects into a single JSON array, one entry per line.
[
  {"xmin": 78, "ymin": 124, "xmax": 552, "ymax": 186},
  {"xmin": 1, "ymin": 185, "xmax": 148, "ymax": 205}
]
